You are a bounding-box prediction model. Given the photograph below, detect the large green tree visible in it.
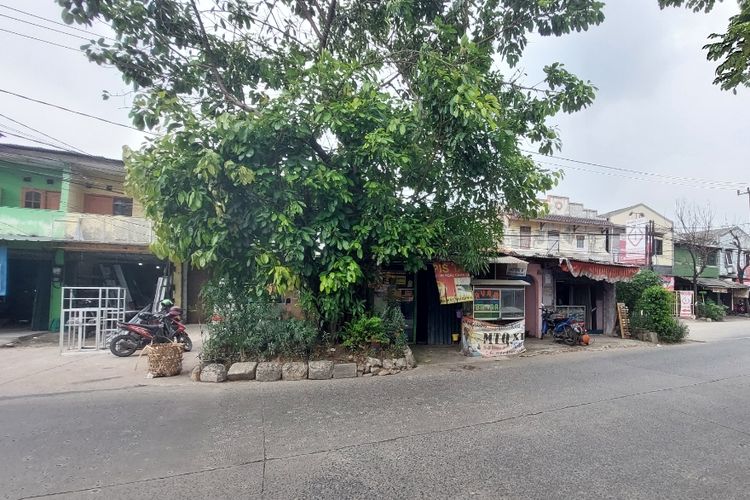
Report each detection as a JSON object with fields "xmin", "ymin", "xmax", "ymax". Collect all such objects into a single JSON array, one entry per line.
[
  {"xmin": 659, "ymin": 0, "xmax": 750, "ymax": 91},
  {"xmin": 58, "ymin": 0, "xmax": 604, "ymax": 329}
]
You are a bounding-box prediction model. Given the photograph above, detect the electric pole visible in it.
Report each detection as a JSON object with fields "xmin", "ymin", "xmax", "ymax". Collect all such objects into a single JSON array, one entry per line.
[{"xmin": 738, "ymin": 188, "xmax": 750, "ymax": 218}]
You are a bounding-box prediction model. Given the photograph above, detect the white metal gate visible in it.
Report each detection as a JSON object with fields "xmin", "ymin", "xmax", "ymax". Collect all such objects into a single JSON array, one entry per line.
[{"xmin": 60, "ymin": 287, "xmax": 126, "ymax": 352}]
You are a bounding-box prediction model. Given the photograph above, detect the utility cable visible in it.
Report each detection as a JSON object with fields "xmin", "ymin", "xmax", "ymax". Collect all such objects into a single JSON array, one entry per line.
[{"xmin": 0, "ymin": 113, "xmax": 88, "ymax": 154}]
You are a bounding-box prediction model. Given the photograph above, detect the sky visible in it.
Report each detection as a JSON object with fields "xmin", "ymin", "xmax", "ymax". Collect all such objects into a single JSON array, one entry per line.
[{"xmin": 0, "ymin": 0, "xmax": 748, "ymax": 226}]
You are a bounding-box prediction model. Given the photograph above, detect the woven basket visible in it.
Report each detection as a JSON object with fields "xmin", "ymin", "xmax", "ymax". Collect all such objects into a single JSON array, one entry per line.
[{"xmin": 144, "ymin": 343, "xmax": 183, "ymax": 377}]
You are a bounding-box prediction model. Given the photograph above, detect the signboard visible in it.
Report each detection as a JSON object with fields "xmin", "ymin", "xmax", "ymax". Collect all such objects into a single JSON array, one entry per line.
[
  {"xmin": 679, "ymin": 291, "xmax": 694, "ymax": 318},
  {"xmin": 619, "ymin": 218, "xmax": 648, "ymax": 265},
  {"xmin": 473, "ymin": 288, "xmax": 501, "ymax": 321},
  {"xmin": 434, "ymin": 262, "xmax": 473, "ymax": 304},
  {"xmin": 0, "ymin": 246, "xmax": 6, "ymax": 297},
  {"xmin": 461, "ymin": 317, "xmax": 525, "ymax": 357},
  {"xmin": 505, "ymin": 263, "xmax": 526, "ymax": 277},
  {"xmin": 660, "ymin": 275, "xmax": 675, "ymax": 291}
]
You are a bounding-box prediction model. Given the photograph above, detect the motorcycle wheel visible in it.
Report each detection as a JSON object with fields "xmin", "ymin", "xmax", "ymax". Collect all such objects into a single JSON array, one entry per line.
[
  {"xmin": 563, "ymin": 327, "xmax": 577, "ymax": 346},
  {"xmin": 176, "ymin": 334, "xmax": 192, "ymax": 352},
  {"xmin": 110, "ymin": 334, "xmax": 139, "ymax": 357}
]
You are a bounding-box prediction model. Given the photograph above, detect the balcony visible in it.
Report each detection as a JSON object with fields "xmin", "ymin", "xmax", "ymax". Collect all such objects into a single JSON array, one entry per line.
[{"xmin": 0, "ymin": 207, "xmax": 153, "ymax": 246}]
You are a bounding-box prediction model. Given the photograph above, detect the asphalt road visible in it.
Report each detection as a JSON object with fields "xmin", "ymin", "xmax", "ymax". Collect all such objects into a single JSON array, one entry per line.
[{"xmin": 2, "ymin": 337, "xmax": 749, "ymax": 499}]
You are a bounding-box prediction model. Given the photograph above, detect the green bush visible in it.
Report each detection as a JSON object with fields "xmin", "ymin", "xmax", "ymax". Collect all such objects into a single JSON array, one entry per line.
[
  {"xmin": 200, "ymin": 281, "xmax": 319, "ymax": 363},
  {"xmin": 696, "ymin": 300, "xmax": 726, "ymax": 321},
  {"xmin": 341, "ymin": 315, "xmax": 388, "ymax": 349},
  {"xmin": 380, "ymin": 304, "xmax": 407, "ymax": 350},
  {"xmin": 632, "ymin": 285, "xmax": 688, "ymax": 343},
  {"xmin": 616, "ymin": 270, "xmax": 663, "ymax": 312}
]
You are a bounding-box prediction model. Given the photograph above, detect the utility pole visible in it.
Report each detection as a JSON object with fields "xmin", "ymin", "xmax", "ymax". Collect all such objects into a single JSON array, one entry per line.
[{"xmin": 738, "ymin": 188, "xmax": 750, "ymax": 218}]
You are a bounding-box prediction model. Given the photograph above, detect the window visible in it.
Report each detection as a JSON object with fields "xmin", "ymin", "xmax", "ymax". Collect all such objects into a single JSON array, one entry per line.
[
  {"xmin": 22, "ymin": 189, "xmax": 60, "ymax": 210},
  {"xmin": 746, "ymin": 253, "xmax": 750, "ymax": 267},
  {"xmin": 519, "ymin": 226, "xmax": 531, "ymax": 249},
  {"xmin": 500, "ymin": 288, "xmax": 525, "ymax": 319},
  {"xmin": 548, "ymin": 230, "xmax": 560, "ymax": 253},
  {"xmin": 575, "ymin": 235, "xmax": 586, "ymax": 250},
  {"xmin": 84, "ymin": 194, "xmax": 134, "ymax": 216},
  {"xmin": 725, "ymin": 249, "xmax": 734, "ymax": 266},
  {"xmin": 707, "ymin": 251, "xmax": 718, "ymax": 267},
  {"xmin": 23, "ymin": 190, "xmax": 42, "ymax": 209},
  {"xmin": 113, "ymin": 197, "xmax": 133, "ymax": 216},
  {"xmin": 654, "ymin": 238, "xmax": 663, "ymax": 256}
]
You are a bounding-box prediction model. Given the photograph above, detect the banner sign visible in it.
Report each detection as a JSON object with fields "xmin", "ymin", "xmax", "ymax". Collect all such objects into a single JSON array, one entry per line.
[
  {"xmin": 473, "ymin": 288, "xmax": 501, "ymax": 321},
  {"xmin": 660, "ymin": 275, "xmax": 675, "ymax": 291},
  {"xmin": 619, "ymin": 218, "xmax": 648, "ymax": 265},
  {"xmin": 0, "ymin": 246, "xmax": 6, "ymax": 297},
  {"xmin": 434, "ymin": 261, "xmax": 473, "ymax": 304},
  {"xmin": 461, "ymin": 317, "xmax": 525, "ymax": 357},
  {"xmin": 679, "ymin": 291, "xmax": 693, "ymax": 318}
]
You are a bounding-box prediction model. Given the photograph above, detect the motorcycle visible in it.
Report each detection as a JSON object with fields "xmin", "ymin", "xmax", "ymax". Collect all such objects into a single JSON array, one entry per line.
[
  {"xmin": 109, "ymin": 306, "xmax": 192, "ymax": 357},
  {"xmin": 541, "ymin": 307, "xmax": 584, "ymax": 346}
]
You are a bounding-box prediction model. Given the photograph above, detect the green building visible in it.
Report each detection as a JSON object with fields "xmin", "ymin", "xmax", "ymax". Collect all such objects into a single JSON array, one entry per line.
[{"xmin": 0, "ymin": 144, "xmax": 163, "ymax": 332}]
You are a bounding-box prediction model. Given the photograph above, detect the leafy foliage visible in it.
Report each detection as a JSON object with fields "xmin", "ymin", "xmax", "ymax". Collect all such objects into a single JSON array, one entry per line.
[
  {"xmin": 659, "ymin": 0, "xmax": 750, "ymax": 91},
  {"xmin": 380, "ymin": 304, "xmax": 408, "ymax": 350},
  {"xmin": 696, "ymin": 299, "xmax": 727, "ymax": 321},
  {"xmin": 59, "ymin": 0, "xmax": 604, "ymax": 330},
  {"xmin": 632, "ymin": 285, "xmax": 688, "ymax": 343},
  {"xmin": 341, "ymin": 315, "xmax": 388, "ymax": 349},
  {"xmin": 200, "ymin": 280, "xmax": 318, "ymax": 362},
  {"xmin": 616, "ymin": 270, "xmax": 663, "ymax": 312}
]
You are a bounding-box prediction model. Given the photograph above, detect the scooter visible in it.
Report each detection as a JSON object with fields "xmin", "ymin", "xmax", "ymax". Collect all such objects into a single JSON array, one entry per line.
[
  {"xmin": 109, "ymin": 306, "xmax": 192, "ymax": 357},
  {"xmin": 541, "ymin": 307, "xmax": 583, "ymax": 346}
]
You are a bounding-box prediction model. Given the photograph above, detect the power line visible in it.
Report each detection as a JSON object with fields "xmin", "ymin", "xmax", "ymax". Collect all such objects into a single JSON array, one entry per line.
[
  {"xmin": 537, "ymin": 160, "xmax": 742, "ymax": 191},
  {"xmin": 0, "ymin": 88, "xmax": 154, "ymax": 135},
  {"xmin": 0, "ymin": 13, "xmax": 95, "ymax": 42},
  {"xmin": 526, "ymin": 149, "xmax": 748, "ymax": 189},
  {"xmin": 0, "ymin": 130, "xmax": 82, "ymax": 153},
  {"xmin": 0, "ymin": 27, "xmax": 79, "ymax": 51},
  {"xmin": 0, "ymin": 113, "xmax": 87, "ymax": 154},
  {"xmin": 0, "ymin": 3, "xmax": 115, "ymax": 41}
]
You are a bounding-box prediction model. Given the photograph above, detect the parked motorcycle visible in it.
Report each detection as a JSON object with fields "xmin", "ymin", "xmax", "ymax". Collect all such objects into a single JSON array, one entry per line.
[
  {"xmin": 541, "ymin": 307, "xmax": 584, "ymax": 346},
  {"xmin": 109, "ymin": 306, "xmax": 192, "ymax": 357}
]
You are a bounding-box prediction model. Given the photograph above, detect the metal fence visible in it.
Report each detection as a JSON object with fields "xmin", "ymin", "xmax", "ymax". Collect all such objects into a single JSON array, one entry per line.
[{"xmin": 59, "ymin": 287, "xmax": 126, "ymax": 352}]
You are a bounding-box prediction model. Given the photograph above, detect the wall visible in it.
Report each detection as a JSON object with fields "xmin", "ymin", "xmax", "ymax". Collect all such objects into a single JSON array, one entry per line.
[
  {"xmin": 524, "ymin": 262, "xmax": 543, "ymax": 338},
  {"xmin": 604, "ymin": 204, "xmax": 674, "ymax": 271},
  {"xmin": 67, "ymin": 176, "xmax": 145, "ymax": 217},
  {"xmin": 0, "ymin": 163, "xmax": 64, "ymax": 208},
  {"xmin": 673, "ymin": 246, "xmax": 719, "ymax": 278},
  {"xmin": 503, "ymin": 218, "xmax": 616, "ymax": 263}
]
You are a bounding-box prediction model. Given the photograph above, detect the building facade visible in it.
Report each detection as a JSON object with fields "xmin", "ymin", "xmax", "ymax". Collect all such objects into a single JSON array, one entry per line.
[
  {"xmin": 498, "ymin": 195, "xmax": 637, "ymax": 337},
  {"xmin": 0, "ymin": 144, "xmax": 163, "ymax": 331}
]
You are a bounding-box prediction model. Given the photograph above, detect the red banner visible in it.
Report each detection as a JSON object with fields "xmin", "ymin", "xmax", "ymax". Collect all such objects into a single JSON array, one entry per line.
[{"xmin": 434, "ymin": 261, "xmax": 473, "ymax": 304}]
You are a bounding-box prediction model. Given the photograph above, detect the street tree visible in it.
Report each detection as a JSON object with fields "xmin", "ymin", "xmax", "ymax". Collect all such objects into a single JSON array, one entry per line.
[
  {"xmin": 659, "ymin": 0, "xmax": 750, "ymax": 91},
  {"xmin": 727, "ymin": 226, "xmax": 750, "ymax": 283},
  {"xmin": 57, "ymin": 0, "xmax": 605, "ymax": 330},
  {"xmin": 675, "ymin": 200, "xmax": 716, "ymax": 299}
]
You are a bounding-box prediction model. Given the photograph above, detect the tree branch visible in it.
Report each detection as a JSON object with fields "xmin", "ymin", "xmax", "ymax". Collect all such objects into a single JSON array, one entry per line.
[
  {"xmin": 295, "ymin": 0, "xmax": 324, "ymax": 43},
  {"xmin": 189, "ymin": 0, "xmax": 253, "ymax": 113}
]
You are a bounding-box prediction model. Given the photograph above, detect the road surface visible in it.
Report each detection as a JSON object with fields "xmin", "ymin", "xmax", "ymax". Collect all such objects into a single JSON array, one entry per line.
[{"xmin": 1, "ymin": 333, "xmax": 749, "ymax": 499}]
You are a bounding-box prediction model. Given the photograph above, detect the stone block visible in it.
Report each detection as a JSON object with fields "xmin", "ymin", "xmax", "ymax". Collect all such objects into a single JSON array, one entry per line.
[
  {"xmin": 333, "ymin": 363, "xmax": 357, "ymax": 379},
  {"xmin": 190, "ymin": 365, "xmax": 201, "ymax": 382},
  {"xmin": 394, "ymin": 358, "xmax": 407, "ymax": 370},
  {"xmin": 256, "ymin": 362, "xmax": 282, "ymax": 382},
  {"xmin": 308, "ymin": 360, "xmax": 334, "ymax": 380},
  {"xmin": 382, "ymin": 358, "xmax": 395, "ymax": 370},
  {"xmin": 404, "ymin": 346, "xmax": 417, "ymax": 368},
  {"xmin": 366, "ymin": 356, "xmax": 382, "ymax": 368},
  {"xmin": 227, "ymin": 362, "xmax": 257, "ymax": 381},
  {"xmin": 282, "ymin": 362, "xmax": 308, "ymax": 381},
  {"xmin": 200, "ymin": 363, "xmax": 227, "ymax": 383}
]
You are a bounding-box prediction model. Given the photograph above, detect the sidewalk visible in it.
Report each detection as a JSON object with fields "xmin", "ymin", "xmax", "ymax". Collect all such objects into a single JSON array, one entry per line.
[
  {"xmin": 0, "ymin": 325, "xmax": 205, "ymax": 399},
  {"xmin": 0, "ymin": 329, "xmax": 47, "ymax": 347},
  {"xmin": 412, "ymin": 334, "xmax": 649, "ymax": 365},
  {"xmin": 682, "ymin": 316, "xmax": 750, "ymax": 342}
]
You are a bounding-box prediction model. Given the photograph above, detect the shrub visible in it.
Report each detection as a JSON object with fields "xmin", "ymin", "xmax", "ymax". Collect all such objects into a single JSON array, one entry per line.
[
  {"xmin": 632, "ymin": 285, "xmax": 688, "ymax": 343},
  {"xmin": 696, "ymin": 300, "xmax": 726, "ymax": 321},
  {"xmin": 616, "ymin": 270, "xmax": 663, "ymax": 312},
  {"xmin": 341, "ymin": 315, "xmax": 388, "ymax": 349},
  {"xmin": 200, "ymin": 281, "xmax": 319, "ymax": 363},
  {"xmin": 380, "ymin": 304, "xmax": 407, "ymax": 350}
]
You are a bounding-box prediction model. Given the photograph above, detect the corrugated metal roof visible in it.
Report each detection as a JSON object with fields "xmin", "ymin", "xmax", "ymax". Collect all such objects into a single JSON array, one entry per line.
[
  {"xmin": 535, "ymin": 214, "xmax": 616, "ymax": 227},
  {"xmin": 696, "ymin": 277, "xmax": 748, "ymax": 290},
  {"xmin": 0, "ymin": 144, "xmax": 124, "ymax": 174}
]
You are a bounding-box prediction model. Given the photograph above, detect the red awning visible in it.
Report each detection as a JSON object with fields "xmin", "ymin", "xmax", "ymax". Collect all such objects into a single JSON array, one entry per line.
[{"xmin": 559, "ymin": 259, "xmax": 639, "ymax": 283}]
